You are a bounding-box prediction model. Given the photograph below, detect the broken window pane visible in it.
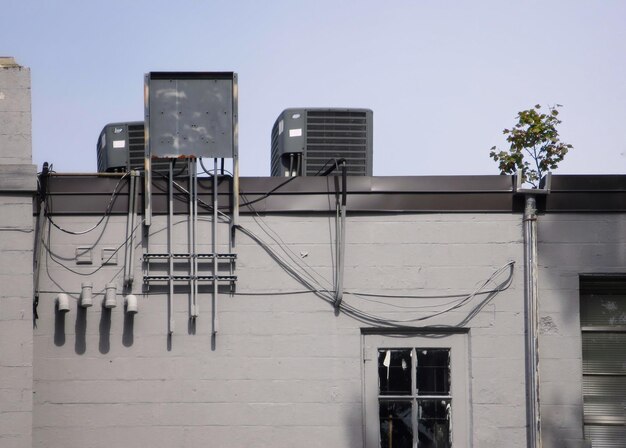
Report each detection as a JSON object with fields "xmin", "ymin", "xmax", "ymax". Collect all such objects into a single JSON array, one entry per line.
[
  {"xmin": 379, "ymin": 400, "xmax": 413, "ymax": 448},
  {"xmin": 417, "ymin": 400, "xmax": 451, "ymax": 448},
  {"xmin": 378, "ymin": 349, "xmax": 412, "ymax": 395},
  {"xmin": 416, "ymin": 349, "xmax": 450, "ymax": 396}
]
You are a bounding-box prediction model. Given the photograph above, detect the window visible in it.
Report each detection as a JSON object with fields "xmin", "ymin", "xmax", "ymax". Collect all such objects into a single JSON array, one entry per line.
[
  {"xmin": 580, "ymin": 277, "xmax": 626, "ymax": 445},
  {"xmin": 363, "ymin": 333, "xmax": 468, "ymax": 447}
]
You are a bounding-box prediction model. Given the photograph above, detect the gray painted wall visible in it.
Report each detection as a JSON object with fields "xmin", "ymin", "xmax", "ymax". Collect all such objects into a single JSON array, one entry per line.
[
  {"xmin": 0, "ymin": 59, "xmax": 36, "ymax": 448},
  {"xmin": 537, "ymin": 214, "xmax": 626, "ymax": 447},
  {"xmin": 34, "ymin": 211, "xmax": 533, "ymax": 447}
]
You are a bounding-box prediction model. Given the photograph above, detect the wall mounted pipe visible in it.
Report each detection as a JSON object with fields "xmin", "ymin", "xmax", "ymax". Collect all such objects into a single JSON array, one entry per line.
[
  {"xmin": 104, "ymin": 283, "xmax": 117, "ymax": 309},
  {"xmin": 56, "ymin": 293, "xmax": 70, "ymax": 312},
  {"xmin": 80, "ymin": 282, "xmax": 93, "ymax": 308},
  {"xmin": 523, "ymin": 195, "xmax": 542, "ymax": 448},
  {"xmin": 125, "ymin": 294, "xmax": 138, "ymax": 314},
  {"xmin": 123, "ymin": 170, "xmax": 138, "ymax": 286},
  {"xmin": 167, "ymin": 160, "xmax": 174, "ymax": 334},
  {"xmin": 212, "ymin": 158, "xmax": 219, "ymax": 335}
]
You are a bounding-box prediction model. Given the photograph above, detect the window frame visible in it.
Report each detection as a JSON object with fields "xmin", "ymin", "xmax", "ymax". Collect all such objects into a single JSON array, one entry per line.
[
  {"xmin": 362, "ymin": 332, "xmax": 470, "ymax": 448},
  {"xmin": 579, "ymin": 277, "xmax": 626, "ymax": 443}
]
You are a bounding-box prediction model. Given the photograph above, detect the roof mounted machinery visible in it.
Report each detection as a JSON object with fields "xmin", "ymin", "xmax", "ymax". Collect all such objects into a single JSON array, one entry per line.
[
  {"xmin": 271, "ymin": 108, "xmax": 373, "ymax": 176},
  {"xmin": 97, "ymin": 121, "xmax": 182, "ymax": 174}
]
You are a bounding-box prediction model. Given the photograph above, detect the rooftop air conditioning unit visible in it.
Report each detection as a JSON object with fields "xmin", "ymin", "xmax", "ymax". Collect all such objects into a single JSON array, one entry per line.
[
  {"xmin": 271, "ymin": 108, "xmax": 373, "ymax": 177},
  {"xmin": 97, "ymin": 122, "xmax": 185, "ymax": 175}
]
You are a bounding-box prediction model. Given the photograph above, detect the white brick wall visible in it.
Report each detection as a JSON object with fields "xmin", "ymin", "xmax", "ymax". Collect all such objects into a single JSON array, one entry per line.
[{"xmin": 0, "ymin": 62, "xmax": 34, "ymax": 448}]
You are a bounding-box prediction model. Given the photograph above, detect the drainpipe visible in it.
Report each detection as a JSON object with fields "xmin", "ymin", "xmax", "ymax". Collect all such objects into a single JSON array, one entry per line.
[{"xmin": 524, "ymin": 195, "xmax": 542, "ymax": 448}]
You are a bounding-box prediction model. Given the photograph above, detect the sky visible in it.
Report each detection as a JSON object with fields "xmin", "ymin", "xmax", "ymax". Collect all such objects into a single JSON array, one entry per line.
[{"xmin": 2, "ymin": 0, "xmax": 625, "ymax": 177}]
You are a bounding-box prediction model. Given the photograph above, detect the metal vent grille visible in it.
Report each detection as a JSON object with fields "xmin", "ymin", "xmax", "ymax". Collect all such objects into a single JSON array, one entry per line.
[
  {"xmin": 270, "ymin": 123, "xmax": 280, "ymax": 176},
  {"xmin": 128, "ymin": 123, "xmax": 145, "ymax": 171},
  {"xmin": 128, "ymin": 123, "xmax": 186, "ymax": 175},
  {"xmin": 305, "ymin": 110, "xmax": 369, "ymax": 176}
]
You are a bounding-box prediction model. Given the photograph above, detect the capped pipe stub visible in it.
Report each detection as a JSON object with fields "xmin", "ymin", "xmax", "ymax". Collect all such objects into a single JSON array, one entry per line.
[
  {"xmin": 56, "ymin": 293, "xmax": 70, "ymax": 312},
  {"xmin": 103, "ymin": 283, "xmax": 117, "ymax": 309},
  {"xmin": 125, "ymin": 294, "xmax": 138, "ymax": 314},
  {"xmin": 80, "ymin": 282, "xmax": 93, "ymax": 308}
]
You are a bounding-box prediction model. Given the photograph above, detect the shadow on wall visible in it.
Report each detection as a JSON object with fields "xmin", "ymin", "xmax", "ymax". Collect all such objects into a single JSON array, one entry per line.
[
  {"xmin": 53, "ymin": 302, "xmax": 135, "ymax": 353},
  {"xmin": 75, "ymin": 306, "xmax": 87, "ymax": 354},
  {"xmin": 99, "ymin": 307, "xmax": 112, "ymax": 353},
  {"xmin": 53, "ymin": 304, "xmax": 65, "ymax": 346}
]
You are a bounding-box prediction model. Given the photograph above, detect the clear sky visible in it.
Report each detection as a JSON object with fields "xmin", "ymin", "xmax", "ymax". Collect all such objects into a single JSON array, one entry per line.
[{"xmin": 3, "ymin": 0, "xmax": 625, "ymax": 176}]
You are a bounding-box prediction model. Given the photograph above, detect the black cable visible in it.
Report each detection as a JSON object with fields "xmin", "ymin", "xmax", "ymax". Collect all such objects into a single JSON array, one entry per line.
[
  {"xmin": 238, "ymin": 176, "xmax": 299, "ymax": 207},
  {"xmin": 44, "ymin": 173, "xmax": 129, "ymax": 235}
]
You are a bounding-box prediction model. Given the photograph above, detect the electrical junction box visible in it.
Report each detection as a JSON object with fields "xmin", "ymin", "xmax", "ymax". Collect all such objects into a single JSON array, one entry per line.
[
  {"xmin": 271, "ymin": 108, "xmax": 373, "ymax": 176},
  {"xmin": 145, "ymin": 72, "xmax": 238, "ymax": 160}
]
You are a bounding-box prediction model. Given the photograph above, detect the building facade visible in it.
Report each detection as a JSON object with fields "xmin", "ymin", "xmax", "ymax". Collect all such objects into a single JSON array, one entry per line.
[{"xmin": 2, "ymin": 61, "xmax": 626, "ymax": 448}]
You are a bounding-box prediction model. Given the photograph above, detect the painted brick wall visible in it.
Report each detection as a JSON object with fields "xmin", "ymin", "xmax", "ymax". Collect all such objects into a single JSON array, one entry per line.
[
  {"xmin": 0, "ymin": 60, "xmax": 35, "ymax": 448},
  {"xmin": 537, "ymin": 214, "xmax": 626, "ymax": 448},
  {"xmin": 34, "ymin": 211, "xmax": 528, "ymax": 447}
]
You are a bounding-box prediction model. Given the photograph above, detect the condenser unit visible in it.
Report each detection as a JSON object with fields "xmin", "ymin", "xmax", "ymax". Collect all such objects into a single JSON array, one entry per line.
[
  {"xmin": 271, "ymin": 108, "xmax": 373, "ymax": 176},
  {"xmin": 96, "ymin": 122, "xmax": 184, "ymax": 174}
]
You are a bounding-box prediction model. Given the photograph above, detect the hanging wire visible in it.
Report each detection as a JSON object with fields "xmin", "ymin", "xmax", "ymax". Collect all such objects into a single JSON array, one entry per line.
[
  {"xmin": 235, "ymin": 220, "xmax": 515, "ymax": 327},
  {"xmin": 43, "ymin": 172, "xmax": 130, "ymax": 235},
  {"xmin": 42, "ymin": 218, "xmax": 145, "ymax": 277},
  {"xmin": 240, "ymin": 193, "xmax": 335, "ymax": 291}
]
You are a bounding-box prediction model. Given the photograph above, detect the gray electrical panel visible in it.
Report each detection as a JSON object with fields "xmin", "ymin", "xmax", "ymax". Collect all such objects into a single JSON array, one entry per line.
[
  {"xmin": 270, "ymin": 108, "xmax": 373, "ymax": 176},
  {"xmin": 145, "ymin": 72, "xmax": 238, "ymax": 160}
]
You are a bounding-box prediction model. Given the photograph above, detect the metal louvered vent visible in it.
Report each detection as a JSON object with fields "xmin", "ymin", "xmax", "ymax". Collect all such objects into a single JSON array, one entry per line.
[
  {"xmin": 270, "ymin": 108, "xmax": 373, "ymax": 177},
  {"xmin": 305, "ymin": 110, "xmax": 369, "ymax": 176}
]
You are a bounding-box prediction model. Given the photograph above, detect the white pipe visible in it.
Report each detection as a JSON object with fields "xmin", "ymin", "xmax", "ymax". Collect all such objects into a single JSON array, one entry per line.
[
  {"xmin": 125, "ymin": 294, "xmax": 138, "ymax": 314},
  {"xmin": 56, "ymin": 293, "xmax": 70, "ymax": 312},
  {"xmin": 104, "ymin": 283, "xmax": 117, "ymax": 309},
  {"xmin": 80, "ymin": 282, "xmax": 93, "ymax": 308}
]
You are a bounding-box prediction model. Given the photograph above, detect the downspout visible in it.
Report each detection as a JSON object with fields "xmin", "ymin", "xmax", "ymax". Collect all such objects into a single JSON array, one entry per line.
[{"xmin": 524, "ymin": 195, "xmax": 542, "ymax": 448}]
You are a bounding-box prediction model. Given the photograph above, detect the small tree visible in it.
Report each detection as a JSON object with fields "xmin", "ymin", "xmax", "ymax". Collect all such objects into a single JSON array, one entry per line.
[{"xmin": 489, "ymin": 104, "xmax": 573, "ymax": 188}]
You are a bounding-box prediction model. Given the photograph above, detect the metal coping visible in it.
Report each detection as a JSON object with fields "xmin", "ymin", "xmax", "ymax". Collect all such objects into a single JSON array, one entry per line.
[{"xmin": 37, "ymin": 174, "xmax": 626, "ymax": 214}]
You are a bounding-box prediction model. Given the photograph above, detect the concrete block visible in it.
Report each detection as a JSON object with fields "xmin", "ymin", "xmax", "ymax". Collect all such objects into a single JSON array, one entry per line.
[
  {"xmin": 474, "ymin": 426, "xmax": 527, "ymax": 448},
  {"xmin": 0, "ymin": 297, "xmax": 31, "ymax": 320},
  {"xmin": 539, "ymin": 334, "xmax": 583, "ymax": 359},
  {"xmin": 470, "ymin": 334, "xmax": 525, "ymax": 358},
  {"xmin": 0, "ymin": 274, "xmax": 33, "ymax": 298},
  {"xmin": 0, "ymin": 411, "xmax": 31, "ymax": 437},
  {"xmin": 33, "ymin": 426, "xmax": 185, "ymax": 448},
  {"xmin": 540, "ymin": 358, "xmax": 583, "ymax": 382},
  {"xmin": 0, "ymin": 367, "xmax": 33, "ymax": 390},
  {"xmin": 0, "ymin": 68, "xmax": 30, "ymax": 89},
  {"xmin": 473, "ymin": 403, "xmax": 526, "ymax": 428},
  {"xmin": 0, "ymin": 388, "xmax": 32, "ymax": 412},
  {"xmin": 0, "ymin": 112, "xmax": 31, "ymax": 138},
  {"xmin": 0, "ymin": 87, "xmax": 31, "ymax": 112}
]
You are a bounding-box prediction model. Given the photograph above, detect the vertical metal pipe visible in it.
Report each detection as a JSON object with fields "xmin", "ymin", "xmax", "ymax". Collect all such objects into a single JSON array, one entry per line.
[
  {"xmin": 212, "ymin": 158, "xmax": 219, "ymax": 335},
  {"xmin": 124, "ymin": 172, "xmax": 136, "ymax": 286},
  {"xmin": 168, "ymin": 160, "xmax": 174, "ymax": 335},
  {"xmin": 524, "ymin": 195, "xmax": 541, "ymax": 448},
  {"xmin": 336, "ymin": 162, "xmax": 347, "ymax": 309},
  {"xmin": 192, "ymin": 158, "xmax": 198, "ymax": 317},
  {"xmin": 144, "ymin": 74, "xmax": 152, "ymax": 227},
  {"xmin": 188, "ymin": 159, "xmax": 195, "ymax": 318},
  {"xmin": 128, "ymin": 171, "xmax": 138, "ymax": 285}
]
